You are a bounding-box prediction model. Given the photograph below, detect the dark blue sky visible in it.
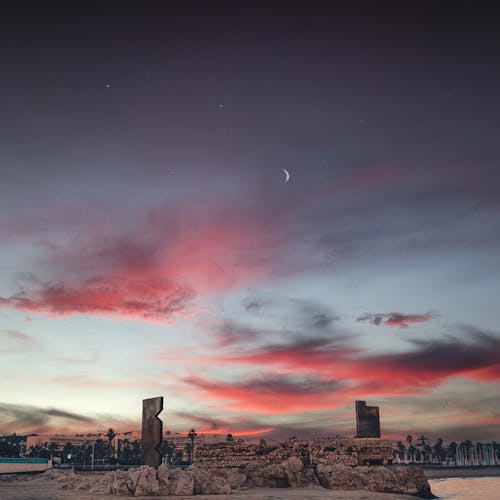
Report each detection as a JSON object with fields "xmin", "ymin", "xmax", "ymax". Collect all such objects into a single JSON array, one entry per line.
[{"xmin": 1, "ymin": 1, "xmax": 499, "ymax": 441}]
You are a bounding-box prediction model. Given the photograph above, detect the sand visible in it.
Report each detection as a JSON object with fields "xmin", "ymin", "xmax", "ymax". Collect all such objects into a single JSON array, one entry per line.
[
  {"xmin": 428, "ymin": 476, "xmax": 500, "ymax": 500},
  {"xmin": 0, "ymin": 476, "xmax": 421, "ymax": 500}
]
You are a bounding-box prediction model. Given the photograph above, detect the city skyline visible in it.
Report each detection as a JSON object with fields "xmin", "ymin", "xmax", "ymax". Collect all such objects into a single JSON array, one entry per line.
[{"xmin": 1, "ymin": 2, "xmax": 500, "ymax": 443}]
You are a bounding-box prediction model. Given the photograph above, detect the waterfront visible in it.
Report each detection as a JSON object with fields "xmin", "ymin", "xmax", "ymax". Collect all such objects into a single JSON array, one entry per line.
[{"xmin": 429, "ymin": 477, "xmax": 500, "ymax": 499}]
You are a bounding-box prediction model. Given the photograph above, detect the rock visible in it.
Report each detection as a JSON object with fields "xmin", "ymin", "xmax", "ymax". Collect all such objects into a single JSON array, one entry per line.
[
  {"xmin": 108, "ymin": 470, "xmax": 131, "ymax": 495},
  {"xmin": 57, "ymin": 470, "xmax": 88, "ymax": 491},
  {"xmin": 282, "ymin": 456, "xmax": 309, "ymax": 487},
  {"xmin": 88, "ymin": 476, "xmax": 111, "ymax": 495},
  {"xmin": 250, "ymin": 462, "xmax": 290, "ymax": 488},
  {"xmin": 221, "ymin": 468, "xmax": 248, "ymax": 490},
  {"xmin": 171, "ymin": 468, "xmax": 195, "ymax": 496},
  {"xmin": 120, "ymin": 465, "xmax": 160, "ymax": 496},
  {"xmin": 74, "ymin": 477, "xmax": 93, "ymax": 491},
  {"xmin": 157, "ymin": 463, "xmax": 171, "ymax": 495},
  {"xmin": 36, "ymin": 456, "xmax": 434, "ymax": 499},
  {"xmin": 315, "ymin": 464, "xmax": 436, "ymax": 499},
  {"xmin": 42, "ymin": 469, "xmax": 66, "ymax": 481},
  {"xmin": 191, "ymin": 467, "xmax": 231, "ymax": 495},
  {"xmin": 134, "ymin": 466, "xmax": 160, "ymax": 496},
  {"xmin": 390, "ymin": 466, "xmax": 437, "ymax": 499},
  {"xmin": 158, "ymin": 467, "xmax": 195, "ymax": 496}
]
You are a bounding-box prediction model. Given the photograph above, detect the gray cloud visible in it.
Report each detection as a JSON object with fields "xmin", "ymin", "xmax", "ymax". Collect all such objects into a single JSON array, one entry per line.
[
  {"xmin": 0, "ymin": 329, "xmax": 41, "ymax": 353},
  {"xmin": 243, "ymin": 297, "xmax": 339, "ymax": 329},
  {"xmin": 0, "ymin": 402, "xmax": 95, "ymax": 434}
]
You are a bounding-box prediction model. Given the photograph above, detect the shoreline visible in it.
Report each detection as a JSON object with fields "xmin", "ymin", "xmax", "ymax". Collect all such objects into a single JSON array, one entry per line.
[{"xmin": 421, "ymin": 466, "xmax": 500, "ymax": 479}]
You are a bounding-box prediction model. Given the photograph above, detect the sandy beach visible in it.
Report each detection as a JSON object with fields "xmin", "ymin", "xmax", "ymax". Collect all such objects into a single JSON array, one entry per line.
[{"xmin": 0, "ymin": 475, "xmax": 421, "ymax": 500}]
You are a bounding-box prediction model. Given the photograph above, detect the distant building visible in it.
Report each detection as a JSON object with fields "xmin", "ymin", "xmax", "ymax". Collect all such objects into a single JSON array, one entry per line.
[
  {"xmin": 26, "ymin": 431, "xmax": 132, "ymax": 451},
  {"xmin": 163, "ymin": 432, "xmax": 228, "ymax": 447},
  {"xmin": 355, "ymin": 400, "xmax": 381, "ymax": 438}
]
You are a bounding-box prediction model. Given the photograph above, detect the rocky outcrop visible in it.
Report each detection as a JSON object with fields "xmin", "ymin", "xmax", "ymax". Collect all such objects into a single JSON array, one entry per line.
[
  {"xmin": 43, "ymin": 461, "xmax": 435, "ymax": 498},
  {"xmin": 129, "ymin": 466, "xmax": 160, "ymax": 496},
  {"xmin": 194, "ymin": 438, "xmax": 394, "ymax": 468},
  {"xmin": 315, "ymin": 464, "xmax": 435, "ymax": 499},
  {"xmin": 248, "ymin": 456, "xmax": 317, "ymax": 488}
]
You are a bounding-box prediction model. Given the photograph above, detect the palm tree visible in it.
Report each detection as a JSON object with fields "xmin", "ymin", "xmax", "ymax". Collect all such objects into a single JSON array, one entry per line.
[
  {"xmin": 416, "ymin": 435, "xmax": 429, "ymax": 449},
  {"xmin": 408, "ymin": 444, "xmax": 416, "ymax": 463},
  {"xmin": 396, "ymin": 441, "xmax": 406, "ymax": 462},
  {"xmin": 186, "ymin": 429, "xmax": 197, "ymax": 463},
  {"xmin": 159, "ymin": 440, "xmax": 175, "ymax": 465},
  {"xmin": 433, "ymin": 437, "xmax": 444, "ymax": 464},
  {"xmin": 447, "ymin": 441, "xmax": 457, "ymax": 465},
  {"xmin": 107, "ymin": 428, "xmax": 116, "ymax": 444},
  {"xmin": 188, "ymin": 428, "xmax": 197, "ymax": 444},
  {"xmin": 226, "ymin": 433, "xmax": 234, "ymax": 442},
  {"xmin": 184, "ymin": 442, "xmax": 194, "ymax": 463},
  {"xmin": 406, "ymin": 435, "xmax": 413, "ymax": 447},
  {"xmin": 463, "ymin": 439, "xmax": 472, "ymax": 465},
  {"xmin": 423, "ymin": 444, "xmax": 432, "ymax": 463}
]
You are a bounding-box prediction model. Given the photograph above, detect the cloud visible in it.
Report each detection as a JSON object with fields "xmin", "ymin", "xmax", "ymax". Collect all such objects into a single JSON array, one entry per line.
[
  {"xmin": 243, "ymin": 297, "xmax": 338, "ymax": 330},
  {"xmin": 183, "ymin": 374, "xmax": 348, "ymax": 414},
  {"xmin": 0, "ymin": 278, "xmax": 194, "ymax": 321},
  {"xmin": 0, "ymin": 329, "xmax": 41, "ymax": 353},
  {"xmin": 216, "ymin": 327, "xmax": 500, "ymax": 391},
  {"xmin": 0, "ymin": 402, "xmax": 95, "ymax": 434},
  {"xmin": 218, "ymin": 336, "xmax": 358, "ymax": 377},
  {"xmin": 0, "ymin": 202, "xmax": 291, "ymax": 322},
  {"xmin": 357, "ymin": 312, "xmax": 433, "ymax": 328},
  {"xmin": 214, "ymin": 320, "xmax": 261, "ymax": 348},
  {"xmin": 172, "ymin": 412, "xmax": 274, "ymax": 436},
  {"xmin": 49, "ymin": 375, "xmax": 162, "ymax": 391},
  {"xmin": 363, "ymin": 327, "xmax": 500, "ymax": 383}
]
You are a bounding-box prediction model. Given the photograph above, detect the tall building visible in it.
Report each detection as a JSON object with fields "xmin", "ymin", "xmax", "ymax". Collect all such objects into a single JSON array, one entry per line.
[{"xmin": 355, "ymin": 400, "xmax": 381, "ymax": 438}]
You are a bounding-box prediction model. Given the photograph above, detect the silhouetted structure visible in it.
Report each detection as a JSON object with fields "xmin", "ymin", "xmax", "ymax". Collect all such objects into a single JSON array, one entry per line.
[
  {"xmin": 141, "ymin": 397, "xmax": 163, "ymax": 467},
  {"xmin": 355, "ymin": 400, "xmax": 381, "ymax": 438}
]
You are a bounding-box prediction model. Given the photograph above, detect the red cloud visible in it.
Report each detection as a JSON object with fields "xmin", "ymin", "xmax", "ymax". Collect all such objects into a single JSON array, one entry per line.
[
  {"xmin": 183, "ymin": 375, "xmax": 352, "ymax": 414},
  {"xmin": 214, "ymin": 330, "xmax": 500, "ymax": 400},
  {"xmin": 385, "ymin": 314, "xmax": 432, "ymax": 327},
  {"xmin": 0, "ymin": 207, "xmax": 283, "ymax": 320},
  {"xmin": 0, "ymin": 277, "xmax": 194, "ymax": 321},
  {"xmin": 357, "ymin": 312, "xmax": 433, "ymax": 328},
  {"xmin": 218, "ymin": 338, "xmax": 360, "ymax": 378}
]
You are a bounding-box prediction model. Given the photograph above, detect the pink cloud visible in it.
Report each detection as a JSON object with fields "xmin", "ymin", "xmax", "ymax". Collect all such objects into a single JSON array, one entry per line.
[
  {"xmin": 0, "ymin": 204, "xmax": 286, "ymax": 321},
  {"xmin": 183, "ymin": 374, "xmax": 358, "ymax": 414},
  {"xmin": 357, "ymin": 312, "xmax": 433, "ymax": 328}
]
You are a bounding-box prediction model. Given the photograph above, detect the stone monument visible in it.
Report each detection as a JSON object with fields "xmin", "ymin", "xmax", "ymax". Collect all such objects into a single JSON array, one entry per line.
[
  {"xmin": 141, "ymin": 396, "xmax": 163, "ymax": 466},
  {"xmin": 355, "ymin": 400, "xmax": 381, "ymax": 438}
]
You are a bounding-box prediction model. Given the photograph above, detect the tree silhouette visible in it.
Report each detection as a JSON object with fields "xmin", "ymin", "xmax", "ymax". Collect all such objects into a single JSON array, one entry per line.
[
  {"xmin": 396, "ymin": 441, "xmax": 406, "ymax": 461},
  {"xmin": 107, "ymin": 428, "xmax": 116, "ymax": 444},
  {"xmin": 184, "ymin": 442, "xmax": 194, "ymax": 463},
  {"xmin": 188, "ymin": 428, "xmax": 197, "ymax": 444},
  {"xmin": 433, "ymin": 437, "xmax": 444, "ymax": 463},
  {"xmin": 159, "ymin": 439, "xmax": 176, "ymax": 465}
]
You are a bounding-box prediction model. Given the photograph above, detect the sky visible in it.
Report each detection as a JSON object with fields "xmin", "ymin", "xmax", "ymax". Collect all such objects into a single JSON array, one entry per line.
[{"xmin": 1, "ymin": 1, "xmax": 500, "ymax": 442}]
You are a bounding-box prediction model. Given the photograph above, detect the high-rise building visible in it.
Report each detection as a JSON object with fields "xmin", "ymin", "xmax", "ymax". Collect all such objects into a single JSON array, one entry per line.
[{"xmin": 355, "ymin": 400, "xmax": 381, "ymax": 438}]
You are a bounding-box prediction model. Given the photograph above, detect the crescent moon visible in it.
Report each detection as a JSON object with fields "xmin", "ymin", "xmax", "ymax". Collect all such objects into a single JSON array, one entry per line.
[{"xmin": 282, "ymin": 169, "xmax": 290, "ymax": 183}]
